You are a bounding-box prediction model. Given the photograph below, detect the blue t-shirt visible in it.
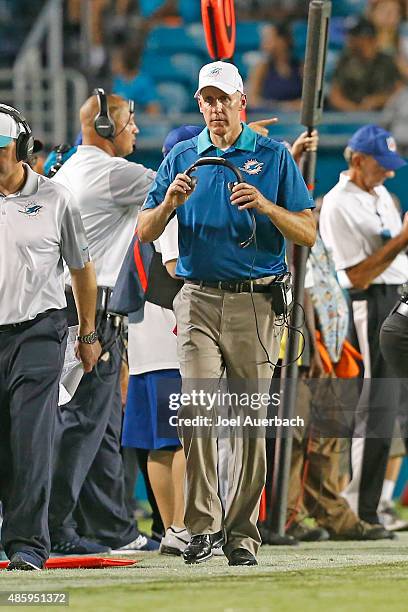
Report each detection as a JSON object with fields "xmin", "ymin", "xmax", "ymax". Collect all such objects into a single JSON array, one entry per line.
[
  {"xmin": 142, "ymin": 123, "xmax": 314, "ymax": 281},
  {"xmin": 112, "ymin": 73, "xmax": 159, "ymax": 111}
]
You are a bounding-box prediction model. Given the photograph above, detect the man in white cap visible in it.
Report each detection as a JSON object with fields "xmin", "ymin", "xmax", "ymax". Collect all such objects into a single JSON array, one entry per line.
[
  {"xmin": 0, "ymin": 104, "xmax": 100, "ymax": 570},
  {"xmin": 138, "ymin": 61, "xmax": 316, "ymax": 566}
]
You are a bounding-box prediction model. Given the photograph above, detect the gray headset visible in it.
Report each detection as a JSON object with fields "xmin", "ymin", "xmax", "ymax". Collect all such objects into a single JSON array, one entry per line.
[
  {"xmin": 93, "ymin": 88, "xmax": 115, "ymax": 139},
  {"xmin": 93, "ymin": 88, "xmax": 135, "ymax": 140},
  {"xmin": 0, "ymin": 104, "xmax": 34, "ymax": 162}
]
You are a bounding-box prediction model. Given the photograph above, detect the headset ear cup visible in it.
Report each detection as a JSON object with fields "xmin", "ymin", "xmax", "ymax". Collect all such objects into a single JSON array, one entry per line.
[
  {"xmin": 14, "ymin": 135, "xmax": 23, "ymax": 162},
  {"xmin": 94, "ymin": 117, "xmax": 115, "ymax": 139},
  {"xmin": 15, "ymin": 133, "xmax": 33, "ymax": 162},
  {"xmin": 26, "ymin": 134, "xmax": 34, "ymax": 159}
]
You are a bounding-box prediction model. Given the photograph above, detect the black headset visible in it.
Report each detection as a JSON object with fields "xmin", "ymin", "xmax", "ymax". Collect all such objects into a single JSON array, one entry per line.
[
  {"xmin": 93, "ymin": 88, "xmax": 115, "ymax": 139},
  {"xmin": 93, "ymin": 88, "xmax": 135, "ymax": 141},
  {"xmin": 184, "ymin": 156, "xmax": 243, "ymax": 191},
  {"xmin": 184, "ymin": 157, "xmax": 256, "ymax": 248},
  {"xmin": 0, "ymin": 104, "xmax": 34, "ymax": 162}
]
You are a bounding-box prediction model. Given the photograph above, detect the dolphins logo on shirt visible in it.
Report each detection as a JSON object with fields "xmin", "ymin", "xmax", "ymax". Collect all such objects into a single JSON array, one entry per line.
[
  {"xmin": 18, "ymin": 203, "xmax": 43, "ymax": 216},
  {"xmin": 239, "ymin": 159, "xmax": 264, "ymax": 175}
]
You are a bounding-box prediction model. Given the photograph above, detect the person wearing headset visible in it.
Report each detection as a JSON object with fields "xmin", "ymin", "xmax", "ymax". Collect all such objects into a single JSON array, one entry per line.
[
  {"xmin": 48, "ymin": 90, "xmax": 159, "ymax": 555},
  {"xmin": 137, "ymin": 61, "xmax": 316, "ymax": 566},
  {"xmin": 0, "ymin": 105, "xmax": 100, "ymax": 570}
]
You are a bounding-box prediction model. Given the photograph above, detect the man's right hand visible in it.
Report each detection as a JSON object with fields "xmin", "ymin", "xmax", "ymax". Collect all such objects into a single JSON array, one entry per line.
[{"xmin": 164, "ymin": 173, "xmax": 195, "ymax": 210}]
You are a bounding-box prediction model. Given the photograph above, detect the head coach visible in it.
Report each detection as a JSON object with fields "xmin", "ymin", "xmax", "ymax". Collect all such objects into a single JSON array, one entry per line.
[
  {"xmin": 48, "ymin": 91, "xmax": 158, "ymax": 555},
  {"xmin": 0, "ymin": 105, "xmax": 100, "ymax": 570},
  {"xmin": 137, "ymin": 61, "xmax": 316, "ymax": 566}
]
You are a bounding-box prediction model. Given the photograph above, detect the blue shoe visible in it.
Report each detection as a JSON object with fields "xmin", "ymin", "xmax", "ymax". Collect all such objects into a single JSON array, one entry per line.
[
  {"xmin": 111, "ymin": 533, "xmax": 160, "ymax": 554},
  {"xmin": 7, "ymin": 553, "xmax": 42, "ymax": 571},
  {"xmin": 51, "ymin": 536, "xmax": 110, "ymax": 555}
]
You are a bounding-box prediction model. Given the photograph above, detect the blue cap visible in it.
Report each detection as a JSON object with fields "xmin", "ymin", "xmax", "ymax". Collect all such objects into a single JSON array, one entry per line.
[
  {"xmin": 0, "ymin": 135, "xmax": 12, "ymax": 147},
  {"xmin": 162, "ymin": 125, "xmax": 202, "ymax": 157},
  {"xmin": 348, "ymin": 125, "xmax": 407, "ymax": 171}
]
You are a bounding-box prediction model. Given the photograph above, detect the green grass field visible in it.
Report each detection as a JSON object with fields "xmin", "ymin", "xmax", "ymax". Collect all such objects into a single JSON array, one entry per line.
[{"xmin": 2, "ymin": 536, "xmax": 408, "ymax": 611}]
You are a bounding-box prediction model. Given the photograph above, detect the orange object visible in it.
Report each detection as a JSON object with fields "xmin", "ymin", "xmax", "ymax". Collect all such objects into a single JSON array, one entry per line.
[
  {"xmin": 259, "ymin": 487, "xmax": 266, "ymax": 521},
  {"xmin": 315, "ymin": 331, "xmax": 362, "ymax": 378},
  {"xmin": 0, "ymin": 557, "xmax": 140, "ymax": 570},
  {"xmin": 334, "ymin": 339, "xmax": 362, "ymax": 378},
  {"xmin": 401, "ymin": 482, "xmax": 408, "ymax": 506},
  {"xmin": 201, "ymin": 0, "xmax": 236, "ymax": 60}
]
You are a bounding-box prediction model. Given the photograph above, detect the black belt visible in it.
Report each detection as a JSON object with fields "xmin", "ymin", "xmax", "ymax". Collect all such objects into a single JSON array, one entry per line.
[
  {"xmin": 185, "ymin": 276, "xmax": 285, "ymax": 293},
  {"xmin": 0, "ymin": 309, "xmax": 58, "ymax": 333}
]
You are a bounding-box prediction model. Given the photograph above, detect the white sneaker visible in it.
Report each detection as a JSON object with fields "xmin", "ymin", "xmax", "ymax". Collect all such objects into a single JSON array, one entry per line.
[
  {"xmin": 160, "ymin": 527, "xmax": 190, "ymax": 556},
  {"xmin": 111, "ymin": 534, "xmax": 160, "ymax": 555},
  {"xmin": 378, "ymin": 503, "xmax": 408, "ymax": 532}
]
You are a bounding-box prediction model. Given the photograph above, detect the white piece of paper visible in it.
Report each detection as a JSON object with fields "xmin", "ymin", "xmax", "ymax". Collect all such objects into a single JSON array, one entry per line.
[{"xmin": 58, "ymin": 325, "xmax": 84, "ymax": 406}]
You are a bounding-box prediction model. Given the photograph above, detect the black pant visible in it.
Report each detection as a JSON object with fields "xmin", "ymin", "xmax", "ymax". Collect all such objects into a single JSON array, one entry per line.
[
  {"xmin": 349, "ymin": 284, "xmax": 400, "ymax": 524},
  {"xmin": 0, "ymin": 310, "xmax": 67, "ymax": 566},
  {"xmin": 380, "ymin": 310, "xmax": 408, "ymax": 378},
  {"xmin": 380, "ymin": 310, "xmax": 408, "ymax": 448},
  {"xmin": 49, "ymin": 309, "xmax": 137, "ymax": 548}
]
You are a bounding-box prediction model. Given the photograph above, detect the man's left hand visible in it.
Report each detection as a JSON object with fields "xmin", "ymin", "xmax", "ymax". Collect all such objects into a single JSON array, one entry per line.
[
  {"xmin": 75, "ymin": 340, "xmax": 102, "ymax": 373},
  {"xmin": 230, "ymin": 183, "xmax": 272, "ymax": 214}
]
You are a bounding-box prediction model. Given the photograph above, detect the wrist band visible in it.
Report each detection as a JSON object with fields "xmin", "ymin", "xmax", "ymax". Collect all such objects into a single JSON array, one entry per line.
[{"xmin": 76, "ymin": 330, "xmax": 98, "ymax": 344}]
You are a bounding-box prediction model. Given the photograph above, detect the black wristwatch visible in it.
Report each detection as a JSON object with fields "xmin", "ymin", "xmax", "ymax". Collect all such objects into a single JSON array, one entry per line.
[{"xmin": 76, "ymin": 330, "xmax": 99, "ymax": 344}]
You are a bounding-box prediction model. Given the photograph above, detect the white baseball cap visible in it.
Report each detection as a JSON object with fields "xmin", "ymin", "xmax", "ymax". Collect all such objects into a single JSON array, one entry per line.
[
  {"xmin": 194, "ymin": 61, "xmax": 244, "ymax": 98},
  {"xmin": 0, "ymin": 112, "xmax": 21, "ymax": 147}
]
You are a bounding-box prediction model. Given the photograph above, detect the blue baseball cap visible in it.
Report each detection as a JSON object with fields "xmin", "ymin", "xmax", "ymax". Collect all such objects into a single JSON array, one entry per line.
[
  {"xmin": 348, "ymin": 125, "xmax": 407, "ymax": 171},
  {"xmin": 162, "ymin": 125, "xmax": 202, "ymax": 157}
]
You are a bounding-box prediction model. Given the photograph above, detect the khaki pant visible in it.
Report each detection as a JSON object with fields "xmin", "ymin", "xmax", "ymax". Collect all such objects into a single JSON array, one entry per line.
[
  {"xmin": 287, "ymin": 379, "xmax": 359, "ymax": 535},
  {"xmin": 174, "ymin": 283, "xmax": 282, "ymax": 556}
]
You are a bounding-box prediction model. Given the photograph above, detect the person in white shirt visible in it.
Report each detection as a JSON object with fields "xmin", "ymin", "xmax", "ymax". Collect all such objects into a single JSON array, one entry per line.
[
  {"xmin": 48, "ymin": 90, "xmax": 158, "ymax": 555},
  {"xmin": 319, "ymin": 124, "xmax": 408, "ymax": 532},
  {"xmin": 0, "ymin": 105, "xmax": 100, "ymax": 571}
]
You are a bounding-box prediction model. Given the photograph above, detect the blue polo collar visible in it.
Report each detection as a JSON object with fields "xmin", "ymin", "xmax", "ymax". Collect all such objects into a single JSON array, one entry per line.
[{"xmin": 197, "ymin": 122, "xmax": 257, "ymax": 155}]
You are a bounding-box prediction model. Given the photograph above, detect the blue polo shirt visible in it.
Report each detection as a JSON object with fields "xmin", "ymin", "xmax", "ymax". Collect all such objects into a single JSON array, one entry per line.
[{"xmin": 142, "ymin": 123, "xmax": 314, "ymax": 281}]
